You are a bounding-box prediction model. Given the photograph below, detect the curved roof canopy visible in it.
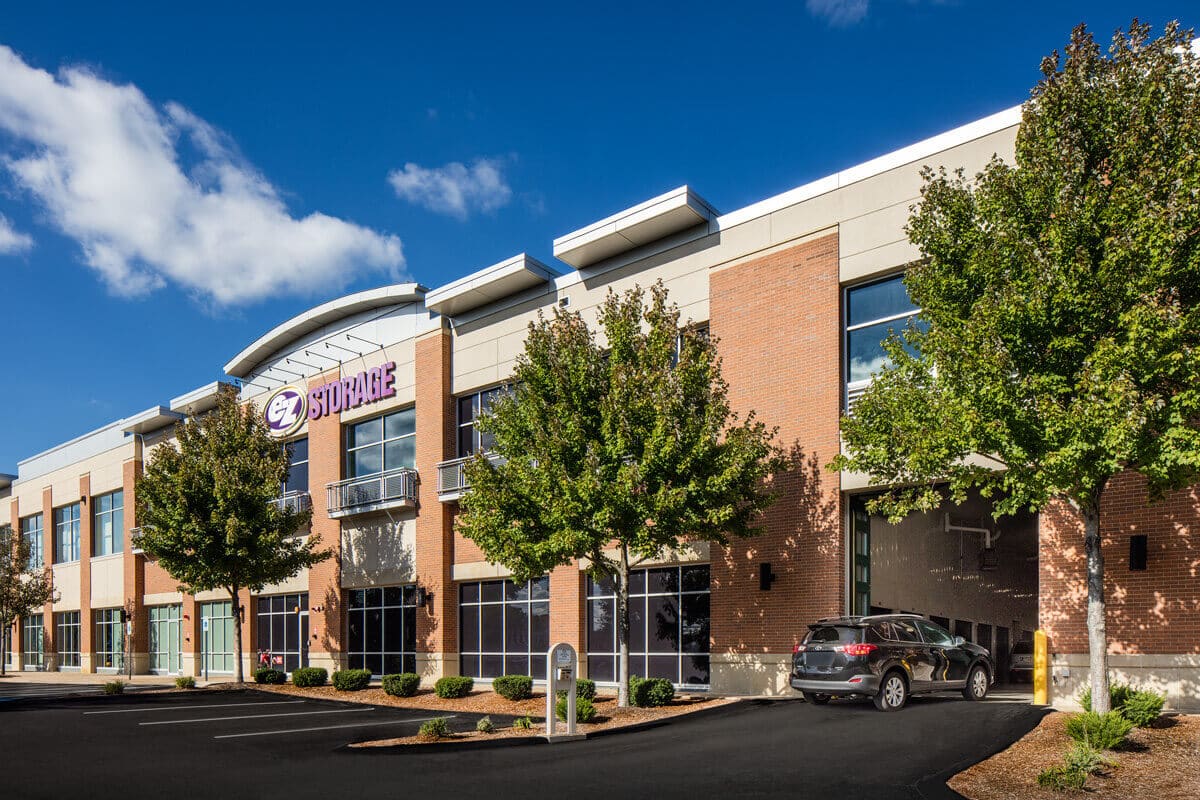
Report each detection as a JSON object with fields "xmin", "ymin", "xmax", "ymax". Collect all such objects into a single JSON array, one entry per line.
[{"xmin": 224, "ymin": 283, "xmax": 426, "ymax": 378}]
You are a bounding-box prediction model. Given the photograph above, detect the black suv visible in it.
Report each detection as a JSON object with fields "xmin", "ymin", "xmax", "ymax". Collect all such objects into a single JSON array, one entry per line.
[{"xmin": 789, "ymin": 614, "xmax": 994, "ymax": 711}]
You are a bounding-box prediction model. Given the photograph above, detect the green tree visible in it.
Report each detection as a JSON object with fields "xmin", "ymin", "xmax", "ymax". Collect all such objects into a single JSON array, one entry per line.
[
  {"xmin": 832, "ymin": 21, "xmax": 1200, "ymax": 713},
  {"xmin": 457, "ymin": 282, "xmax": 782, "ymax": 706},
  {"xmin": 0, "ymin": 525, "xmax": 57, "ymax": 676},
  {"xmin": 135, "ymin": 387, "xmax": 329, "ymax": 683}
]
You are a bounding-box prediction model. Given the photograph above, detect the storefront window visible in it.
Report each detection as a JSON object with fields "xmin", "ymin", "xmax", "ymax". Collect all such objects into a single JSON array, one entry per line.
[
  {"xmin": 149, "ymin": 604, "xmax": 183, "ymax": 674},
  {"xmin": 346, "ymin": 409, "xmax": 415, "ymax": 477},
  {"xmin": 94, "ymin": 608, "xmax": 124, "ymax": 670},
  {"xmin": 256, "ymin": 593, "xmax": 309, "ymax": 673},
  {"xmin": 587, "ymin": 565, "xmax": 711, "ymax": 687},
  {"xmin": 22, "ymin": 614, "xmax": 44, "ymax": 670},
  {"xmin": 200, "ymin": 601, "xmax": 234, "ymax": 674},
  {"xmin": 459, "ymin": 577, "xmax": 550, "ymax": 679},
  {"xmin": 56, "ymin": 611, "xmax": 81, "ymax": 668},
  {"xmin": 346, "ymin": 586, "xmax": 416, "ymax": 675}
]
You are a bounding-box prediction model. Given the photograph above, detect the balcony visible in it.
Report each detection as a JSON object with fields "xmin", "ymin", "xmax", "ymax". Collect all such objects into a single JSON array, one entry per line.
[
  {"xmin": 326, "ymin": 468, "xmax": 419, "ymax": 518},
  {"xmin": 271, "ymin": 491, "xmax": 313, "ymax": 514},
  {"xmin": 436, "ymin": 452, "xmax": 504, "ymax": 501}
]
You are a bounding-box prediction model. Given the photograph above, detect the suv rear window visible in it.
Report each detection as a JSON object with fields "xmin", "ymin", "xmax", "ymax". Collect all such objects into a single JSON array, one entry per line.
[{"xmin": 806, "ymin": 626, "xmax": 861, "ymax": 645}]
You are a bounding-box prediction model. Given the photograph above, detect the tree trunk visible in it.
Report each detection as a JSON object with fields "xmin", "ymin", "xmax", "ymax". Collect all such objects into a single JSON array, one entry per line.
[
  {"xmin": 616, "ymin": 544, "xmax": 631, "ymax": 708},
  {"xmin": 1083, "ymin": 499, "xmax": 1110, "ymax": 714},
  {"xmin": 230, "ymin": 587, "xmax": 244, "ymax": 684}
]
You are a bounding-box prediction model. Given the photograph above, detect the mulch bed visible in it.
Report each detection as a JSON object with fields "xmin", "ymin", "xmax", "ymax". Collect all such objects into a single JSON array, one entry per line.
[
  {"xmin": 217, "ymin": 682, "xmax": 735, "ymax": 746},
  {"xmin": 949, "ymin": 712, "xmax": 1200, "ymax": 800}
]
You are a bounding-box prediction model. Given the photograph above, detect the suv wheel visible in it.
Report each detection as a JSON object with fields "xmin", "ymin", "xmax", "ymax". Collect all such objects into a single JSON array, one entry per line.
[
  {"xmin": 963, "ymin": 664, "xmax": 989, "ymax": 701},
  {"xmin": 802, "ymin": 692, "xmax": 831, "ymax": 705},
  {"xmin": 873, "ymin": 671, "xmax": 907, "ymax": 711}
]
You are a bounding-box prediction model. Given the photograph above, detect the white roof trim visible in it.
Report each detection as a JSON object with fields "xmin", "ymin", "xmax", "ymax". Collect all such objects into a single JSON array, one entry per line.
[
  {"xmin": 170, "ymin": 381, "xmax": 235, "ymax": 415},
  {"xmin": 718, "ymin": 105, "xmax": 1023, "ymax": 230},
  {"xmin": 553, "ymin": 186, "xmax": 719, "ymax": 269},
  {"xmin": 426, "ymin": 253, "xmax": 558, "ymax": 317},
  {"xmin": 121, "ymin": 406, "xmax": 185, "ymax": 436},
  {"xmin": 223, "ymin": 283, "xmax": 426, "ymax": 378}
]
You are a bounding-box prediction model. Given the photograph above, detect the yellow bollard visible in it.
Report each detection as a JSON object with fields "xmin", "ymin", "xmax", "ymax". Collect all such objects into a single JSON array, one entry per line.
[{"xmin": 1033, "ymin": 629, "xmax": 1049, "ymax": 705}]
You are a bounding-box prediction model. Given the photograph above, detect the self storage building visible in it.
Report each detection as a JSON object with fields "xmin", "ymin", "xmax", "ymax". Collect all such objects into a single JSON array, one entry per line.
[{"xmin": 2, "ymin": 103, "xmax": 1196, "ymax": 711}]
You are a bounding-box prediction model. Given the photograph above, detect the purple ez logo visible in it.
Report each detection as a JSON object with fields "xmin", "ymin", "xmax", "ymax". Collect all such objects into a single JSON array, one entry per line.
[{"xmin": 264, "ymin": 385, "xmax": 306, "ymax": 437}]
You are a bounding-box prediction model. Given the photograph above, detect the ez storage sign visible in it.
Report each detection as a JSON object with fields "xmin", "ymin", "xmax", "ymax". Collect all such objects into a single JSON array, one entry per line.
[{"xmin": 263, "ymin": 361, "xmax": 398, "ymax": 437}]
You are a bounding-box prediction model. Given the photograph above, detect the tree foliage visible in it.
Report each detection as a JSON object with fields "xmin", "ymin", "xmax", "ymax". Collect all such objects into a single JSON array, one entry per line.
[
  {"xmin": 135, "ymin": 387, "xmax": 329, "ymax": 682},
  {"xmin": 832, "ymin": 21, "xmax": 1200, "ymax": 713},
  {"xmin": 0, "ymin": 525, "xmax": 57, "ymax": 676},
  {"xmin": 457, "ymin": 282, "xmax": 781, "ymax": 704}
]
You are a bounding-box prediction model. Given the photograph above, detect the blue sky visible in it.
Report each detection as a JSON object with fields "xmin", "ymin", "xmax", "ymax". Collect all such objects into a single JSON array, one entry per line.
[{"xmin": 0, "ymin": 1, "xmax": 1193, "ymax": 470}]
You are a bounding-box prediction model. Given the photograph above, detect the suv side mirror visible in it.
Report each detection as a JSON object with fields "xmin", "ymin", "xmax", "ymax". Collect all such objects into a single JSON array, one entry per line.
[{"xmin": 953, "ymin": 636, "xmax": 966, "ymax": 647}]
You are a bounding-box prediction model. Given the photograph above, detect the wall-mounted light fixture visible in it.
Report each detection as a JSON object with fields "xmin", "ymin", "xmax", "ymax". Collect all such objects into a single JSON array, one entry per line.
[
  {"xmin": 1129, "ymin": 535, "xmax": 1148, "ymax": 571},
  {"xmin": 759, "ymin": 563, "xmax": 777, "ymax": 591},
  {"xmin": 416, "ymin": 587, "xmax": 433, "ymax": 608}
]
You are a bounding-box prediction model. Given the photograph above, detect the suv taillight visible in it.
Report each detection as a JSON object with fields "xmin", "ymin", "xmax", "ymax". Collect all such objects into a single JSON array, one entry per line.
[
  {"xmin": 793, "ymin": 644, "xmax": 806, "ymax": 654},
  {"xmin": 836, "ymin": 643, "xmax": 878, "ymax": 657}
]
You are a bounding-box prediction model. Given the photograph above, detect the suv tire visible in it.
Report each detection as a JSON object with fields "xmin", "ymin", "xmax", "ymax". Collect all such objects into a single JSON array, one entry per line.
[
  {"xmin": 873, "ymin": 671, "xmax": 907, "ymax": 712},
  {"xmin": 802, "ymin": 692, "xmax": 831, "ymax": 705},
  {"xmin": 963, "ymin": 664, "xmax": 989, "ymax": 701}
]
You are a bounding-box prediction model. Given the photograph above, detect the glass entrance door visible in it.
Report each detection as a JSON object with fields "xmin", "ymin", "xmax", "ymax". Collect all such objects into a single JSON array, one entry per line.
[
  {"xmin": 851, "ymin": 499, "xmax": 871, "ymax": 616},
  {"xmin": 149, "ymin": 605, "xmax": 183, "ymax": 674},
  {"xmin": 200, "ymin": 601, "xmax": 234, "ymax": 674}
]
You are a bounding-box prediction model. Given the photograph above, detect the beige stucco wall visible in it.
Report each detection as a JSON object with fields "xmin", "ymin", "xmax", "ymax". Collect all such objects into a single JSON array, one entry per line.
[
  {"xmin": 51, "ymin": 562, "xmax": 80, "ymax": 611},
  {"xmin": 340, "ymin": 512, "xmax": 416, "ymax": 588},
  {"xmin": 1048, "ymin": 654, "xmax": 1200, "ymax": 713},
  {"xmin": 89, "ymin": 554, "xmax": 125, "ymax": 607}
]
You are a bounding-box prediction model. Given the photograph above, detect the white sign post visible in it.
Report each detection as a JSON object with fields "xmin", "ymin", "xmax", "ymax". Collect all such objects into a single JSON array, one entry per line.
[{"xmin": 545, "ymin": 642, "xmax": 583, "ymax": 742}]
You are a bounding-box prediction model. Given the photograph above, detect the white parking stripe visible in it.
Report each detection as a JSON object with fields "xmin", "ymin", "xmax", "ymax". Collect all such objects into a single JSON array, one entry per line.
[
  {"xmin": 213, "ymin": 715, "xmax": 453, "ymax": 739},
  {"xmin": 141, "ymin": 707, "xmax": 373, "ymax": 726},
  {"xmin": 85, "ymin": 700, "xmax": 306, "ymax": 715}
]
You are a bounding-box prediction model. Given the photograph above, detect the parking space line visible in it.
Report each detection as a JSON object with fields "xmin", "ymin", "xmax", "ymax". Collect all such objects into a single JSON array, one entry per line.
[
  {"xmin": 85, "ymin": 701, "xmax": 306, "ymax": 715},
  {"xmin": 141, "ymin": 707, "xmax": 373, "ymax": 726},
  {"xmin": 213, "ymin": 715, "xmax": 453, "ymax": 739}
]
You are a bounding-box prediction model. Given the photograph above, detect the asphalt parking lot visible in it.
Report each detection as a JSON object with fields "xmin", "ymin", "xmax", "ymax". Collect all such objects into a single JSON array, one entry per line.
[{"xmin": 0, "ymin": 688, "xmax": 1045, "ymax": 800}]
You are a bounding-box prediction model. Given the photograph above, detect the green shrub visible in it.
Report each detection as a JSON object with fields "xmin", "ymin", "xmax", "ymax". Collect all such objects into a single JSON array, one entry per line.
[
  {"xmin": 381, "ymin": 672, "xmax": 421, "ymax": 697},
  {"xmin": 1036, "ymin": 765, "xmax": 1087, "ymax": 792},
  {"xmin": 492, "ymin": 674, "xmax": 533, "ymax": 701},
  {"xmin": 102, "ymin": 679, "xmax": 126, "ymax": 695},
  {"xmin": 476, "ymin": 716, "xmax": 495, "ymax": 733},
  {"xmin": 331, "ymin": 668, "xmax": 373, "ymax": 691},
  {"xmin": 434, "ymin": 675, "xmax": 474, "ymax": 699},
  {"xmin": 1063, "ymin": 742, "xmax": 1113, "ymax": 775},
  {"xmin": 1079, "ymin": 682, "xmax": 1134, "ymax": 713},
  {"xmin": 418, "ymin": 717, "xmax": 453, "ymax": 740},
  {"xmin": 1065, "ymin": 711, "xmax": 1134, "ymax": 750},
  {"xmin": 575, "ymin": 678, "xmax": 596, "ymax": 700},
  {"xmin": 291, "ymin": 667, "xmax": 328, "ymax": 687},
  {"xmin": 254, "ymin": 667, "xmax": 286, "ymax": 685},
  {"xmin": 1121, "ymin": 689, "xmax": 1165, "ymax": 728},
  {"xmin": 513, "ymin": 715, "xmax": 534, "ymax": 730},
  {"xmin": 556, "ymin": 695, "xmax": 597, "ymax": 723},
  {"xmin": 628, "ymin": 675, "xmax": 674, "ymax": 707},
  {"xmin": 174, "ymin": 675, "xmax": 195, "ymax": 689}
]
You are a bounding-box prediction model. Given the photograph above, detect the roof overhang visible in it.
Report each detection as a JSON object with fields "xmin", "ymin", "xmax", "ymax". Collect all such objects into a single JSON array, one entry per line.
[
  {"xmin": 0, "ymin": 473, "xmax": 15, "ymax": 491},
  {"xmin": 553, "ymin": 186, "xmax": 718, "ymax": 269},
  {"xmin": 121, "ymin": 406, "xmax": 185, "ymax": 436},
  {"xmin": 425, "ymin": 254, "xmax": 558, "ymax": 317},
  {"xmin": 170, "ymin": 381, "xmax": 235, "ymax": 416},
  {"xmin": 223, "ymin": 283, "xmax": 427, "ymax": 378}
]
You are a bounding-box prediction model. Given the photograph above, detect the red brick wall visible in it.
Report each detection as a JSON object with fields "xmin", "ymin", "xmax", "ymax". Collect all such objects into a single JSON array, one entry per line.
[
  {"xmin": 41, "ymin": 487, "xmax": 53, "ymax": 660},
  {"xmin": 1040, "ymin": 471, "xmax": 1200, "ymax": 655},
  {"xmin": 709, "ymin": 233, "xmax": 845, "ymax": 655},
  {"xmin": 78, "ymin": 474, "xmax": 93, "ymax": 665},
  {"xmin": 123, "ymin": 455, "xmax": 147, "ymax": 656},
  {"xmin": 8, "ymin": 496, "xmax": 20, "ymax": 660},
  {"xmin": 306, "ymin": 367, "xmax": 345, "ymax": 662}
]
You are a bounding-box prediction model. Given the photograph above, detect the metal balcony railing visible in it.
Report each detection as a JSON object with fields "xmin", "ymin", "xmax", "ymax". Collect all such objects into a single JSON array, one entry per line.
[
  {"xmin": 271, "ymin": 491, "xmax": 312, "ymax": 514},
  {"xmin": 326, "ymin": 468, "xmax": 419, "ymax": 516},
  {"xmin": 436, "ymin": 452, "xmax": 504, "ymax": 499}
]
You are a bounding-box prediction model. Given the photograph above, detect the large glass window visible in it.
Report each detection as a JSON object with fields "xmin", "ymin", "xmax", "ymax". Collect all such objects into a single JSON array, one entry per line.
[
  {"xmin": 256, "ymin": 593, "xmax": 309, "ymax": 673},
  {"xmin": 282, "ymin": 438, "xmax": 309, "ymax": 496},
  {"xmin": 587, "ymin": 565, "xmax": 711, "ymax": 687},
  {"xmin": 346, "ymin": 409, "xmax": 415, "ymax": 478},
  {"xmin": 459, "ymin": 577, "xmax": 550, "ymax": 680},
  {"xmin": 92, "ymin": 490, "xmax": 124, "ymax": 556},
  {"xmin": 53, "ymin": 503, "xmax": 80, "ymax": 564},
  {"xmin": 200, "ymin": 601, "xmax": 235, "ymax": 674},
  {"xmin": 55, "ymin": 611, "xmax": 81, "ymax": 668},
  {"xmin": 346, "ymin": 586, "xmax": 417, "ymax": 675},
  {"xmin": 844, "ymin": 274, "xmax": 924, "ymax": 395},
  {"xmin": 20, "ymin": 514, "xmax": 43, "ymax": 570},
  {"xmin": 94, "ymin": 608, "xmax": 124, "ymax": 670},
  {"xmin": 149, "ymin": 604, "xmax": 183, "ymax": 674},
  {"xmin": 22, "ymin": 614, "xmax": 44, "ymax": 670},
  {"xmin": 456, "ymin": 386, "xmax": 508, "ymax": 458}
]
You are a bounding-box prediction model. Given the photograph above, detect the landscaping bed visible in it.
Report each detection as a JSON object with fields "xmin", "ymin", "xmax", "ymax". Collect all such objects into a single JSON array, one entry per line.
[{"xmin": 949, "ymin": 712, "xmax": 1200, "ymax": 800}]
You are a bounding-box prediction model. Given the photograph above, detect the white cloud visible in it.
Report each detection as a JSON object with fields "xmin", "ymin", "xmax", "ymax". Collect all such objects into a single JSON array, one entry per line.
[
  {"xmin": 0, "ymin": 46, "xmax": 404, "ymax": 305},
  {"xmin": 806, "ymin": 0, "xmax": 869, "ymax": 26},
  {"xmin": 0, "ymin": 214, "xmax": 33, "ymax": 254},
  {"xmin": 387, "ymin": 158, "xmax": 512, "ymax": 219}
]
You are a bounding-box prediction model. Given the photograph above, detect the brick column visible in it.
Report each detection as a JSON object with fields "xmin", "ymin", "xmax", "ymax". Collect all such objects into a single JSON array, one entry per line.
[
  {"xmin": 183, "ymin": 594, "xmax": 200, "ymax": 677},
  {"xmin": 41, "ymin": 487, "xmax": 54, "ymax": 670},
  {"xmin": 122, "ymin": 454, "xmax": 147, "ymax": 673},
  {"xmin": 78, "ymin": 474, "xmax": 93, "ymax": 672},
  {"xmin": 414, "ymin": 325, "xmax": 457, "ymax": 682},
  {"xmin": 8, "ymin": 498, "xmax": 19, "ymax": 669},
  {"xmin": 306, "ymin": 367, "xmax": 344, "ymax": 672},
  {"xmin": 549, "ymin": 564, "xmax": 586, "ymax": 677}
]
